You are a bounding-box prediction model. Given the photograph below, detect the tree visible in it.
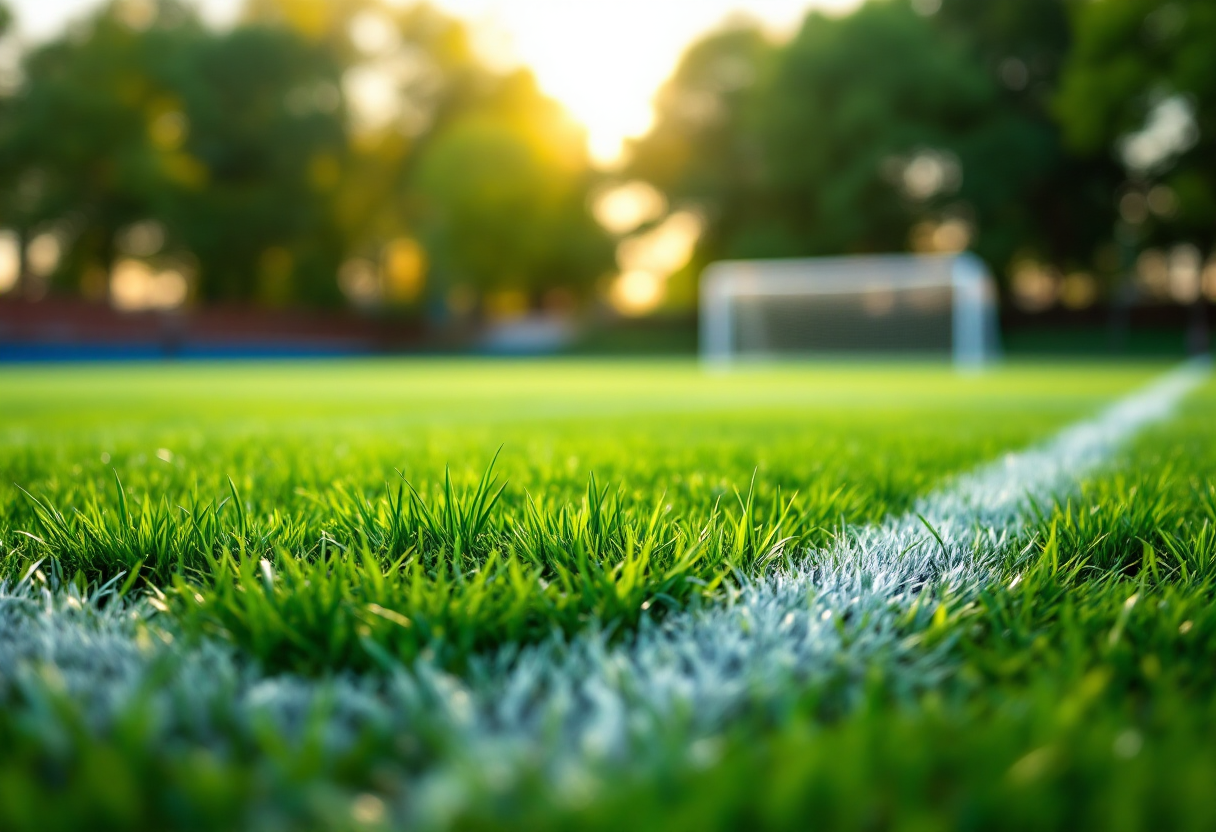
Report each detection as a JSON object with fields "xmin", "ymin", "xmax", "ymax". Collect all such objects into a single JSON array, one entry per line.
[
  {"xmin": 627, "ymin": 25, "xmax": 776, "ymax": 266},
  {"xmin": 628, "ymin": 0, "xmax": 1154, "ymax": 297},
  {"xmin": 755, "ymin": 2, "xmax": 1004, "ymax": 257},
  {"xmin": 0, "ymin": 2, "xmax": 201, "ymax": 298},
  {"xmin": 0, "ymin": 0, "xmax": 610, "ymax": 312},
  {"xmin": 0, "ymin": 0, "xmax": 350, "ymax": 305},
  {"xmin": 1058, "ymin": 0, "xmax": 1216, "ymax": 253},
  {"xmin": 239, "ymin": 0, "xmax": 613, "ymax": 314},
  {"xmin": 148, "ymin": 23, "xmax": 351, "ymax": 305},
  {"xmin": 930, "ymin": 0, "xmax": 1124, "ymax": 279},
  {"xmin": 631, "ymin": 1, "xmax": 1097, "ymax": 289},
  {"xmin": 411, "ymin": 70, "xmax": 612, "ymax": 314}
]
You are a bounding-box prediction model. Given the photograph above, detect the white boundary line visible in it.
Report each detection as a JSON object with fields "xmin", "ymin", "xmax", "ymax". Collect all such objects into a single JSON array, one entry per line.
[{"xmin": 0, "ymin": 359, "xmax": 1208, "ymax": 822}]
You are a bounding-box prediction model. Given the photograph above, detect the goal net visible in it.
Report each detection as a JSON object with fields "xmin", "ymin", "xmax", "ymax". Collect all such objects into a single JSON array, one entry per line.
[{"xmin": 700, "ymin": 253, "xmax": 1000, "ymax": 366}]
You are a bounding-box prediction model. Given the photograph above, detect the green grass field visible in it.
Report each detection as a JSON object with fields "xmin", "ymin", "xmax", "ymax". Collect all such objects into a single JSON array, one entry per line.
[{"xmin": 1, "ymin": 358, "xmax": 1213, "ymax": 831}]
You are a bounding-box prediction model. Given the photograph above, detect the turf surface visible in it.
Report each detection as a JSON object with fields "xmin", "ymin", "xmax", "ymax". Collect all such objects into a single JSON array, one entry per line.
[
  {"xmin": 490, "ymin": 372, "xmax": 1216, "ymax": 832},
  {"xmin": 2, "ymin": 361, "xmax": 1157, "ymax": 669},
  {"xmin": 0, "ymin": 358, "xmax": 1209, "ymax": 831}
]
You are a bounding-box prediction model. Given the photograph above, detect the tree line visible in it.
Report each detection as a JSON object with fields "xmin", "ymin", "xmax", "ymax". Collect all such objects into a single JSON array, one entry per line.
[
  {"xmin": 0, "ymin": 0, "xmax": 613, "ymax": 315},
  {"xmin": 0, "ymin": 0, "xmax": 1211, "ymax": 315},
  {"xmin": 631, "ymin": 0, "xmax": 1215, "ymax": 311}
]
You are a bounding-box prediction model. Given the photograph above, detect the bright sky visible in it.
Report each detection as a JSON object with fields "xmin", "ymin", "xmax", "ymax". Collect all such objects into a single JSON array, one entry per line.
[{"xmin": 7, "ymin": 0, "xmax": 859, "ymax": 165}]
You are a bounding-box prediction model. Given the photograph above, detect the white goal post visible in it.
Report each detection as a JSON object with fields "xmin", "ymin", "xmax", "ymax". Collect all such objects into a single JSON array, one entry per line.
[{"xmin": 700, "ymin": 252, "xmax": 1000, "ymax": 367}]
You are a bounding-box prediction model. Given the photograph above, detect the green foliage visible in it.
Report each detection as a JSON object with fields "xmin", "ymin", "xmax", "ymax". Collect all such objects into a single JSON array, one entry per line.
[
  {"xmin": 0, "ymin": 2, "xmax": 350, "ymax": 303},
  {"xmin": 0, "ymin": 0, "xmax": 611, "ymax": 309},
  {"xmin": 0, "ymin": 0, "xmax": 1209, "ymax": 308},
  {"xmin": 625, "ymin": 26, "xmax": 776, "ymax": 266},
  {"xmin": 0, "ymin": 2, "xmax": 195, "ymax": 295},
  {"xmin": 411, "ymin": 75, "xmax": 612, "ymax": 308},
  {"xmin": 628, "ymin": 0, "xmax": 1168, "ymax": 291},
  {"xmin": 152, "ymin": 24, "xmax": 351, "ymax": 305},
  {"xmin": 930, "ymin": 0, "xmax": 1124, "ymax": 276},
  {"xmin": 1058, "ymin": 0, "xmax": 1216, "ymax": 250},
  {"xmin": 758, "ymin": 3, "xmax": 1001, "ymax": 255}
]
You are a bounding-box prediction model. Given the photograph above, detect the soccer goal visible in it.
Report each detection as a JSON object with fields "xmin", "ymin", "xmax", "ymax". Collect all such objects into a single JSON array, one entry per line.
[{"xmin": 699, "ymin": 253, "xmax": 1000, "ymax": 367}]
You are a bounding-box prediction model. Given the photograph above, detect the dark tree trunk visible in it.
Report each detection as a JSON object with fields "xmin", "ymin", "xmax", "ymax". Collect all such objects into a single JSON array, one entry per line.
[{"xmin": 15, "ymin": 226, "xmax": 29, "ymax": 298}]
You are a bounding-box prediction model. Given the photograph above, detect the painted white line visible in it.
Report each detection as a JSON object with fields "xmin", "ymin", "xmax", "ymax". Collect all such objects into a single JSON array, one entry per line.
[
  {"xmin": 407, "ymin": 359, "xmax": 1210, "ymax": 807},
  {"xmin": 0, "ymin": 359, "xmax": 1208, "ymax": 822}
]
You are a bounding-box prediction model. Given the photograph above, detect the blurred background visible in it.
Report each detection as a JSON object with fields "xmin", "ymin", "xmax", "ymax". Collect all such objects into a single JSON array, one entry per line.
[{"xmin": 0, "ymin": 0, "xmax": 1211, "ymax": 359}]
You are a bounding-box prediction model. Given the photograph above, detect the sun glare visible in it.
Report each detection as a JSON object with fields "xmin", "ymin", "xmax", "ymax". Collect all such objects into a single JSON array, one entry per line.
[
  {"xmin": 608, "ymin": 209, "xmax": 704, "ymax": 315},
  {"xmin": 592, "ymin": 180, "xmax": 667, "ymax": 235},
  {"xmin": 434, "ymin": 0, "xmax": 859, "ymax": 165}
]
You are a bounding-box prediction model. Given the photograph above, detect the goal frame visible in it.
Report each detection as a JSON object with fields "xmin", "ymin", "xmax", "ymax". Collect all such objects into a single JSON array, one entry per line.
[{"xmin": 699, "ymin": 252, "xmax": 999, "ymax": 367}]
